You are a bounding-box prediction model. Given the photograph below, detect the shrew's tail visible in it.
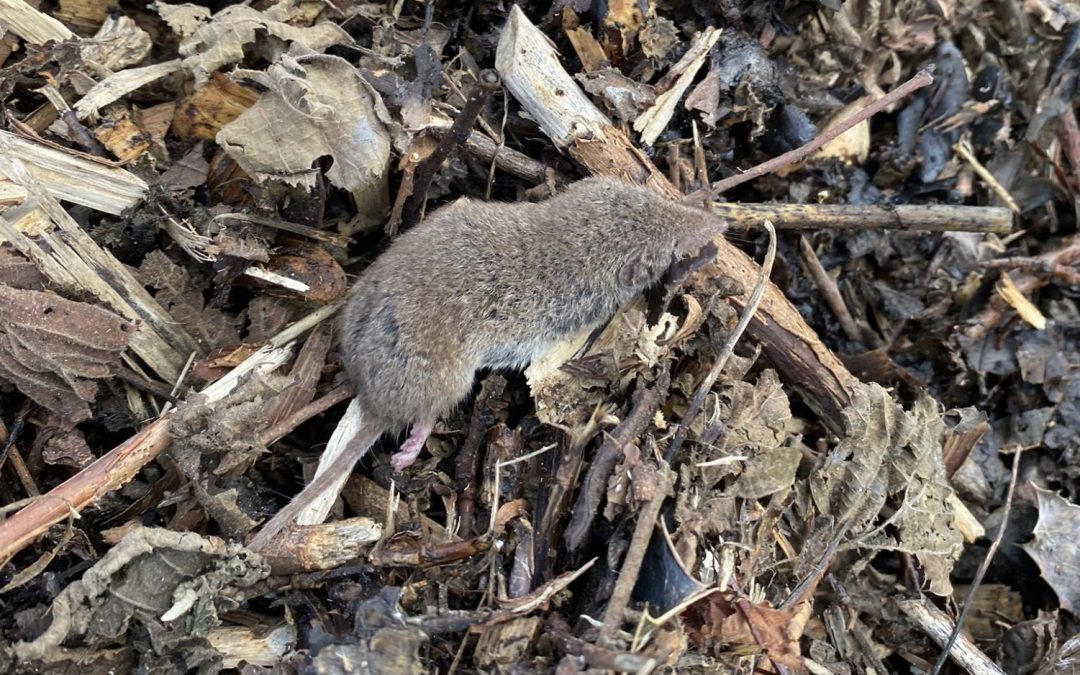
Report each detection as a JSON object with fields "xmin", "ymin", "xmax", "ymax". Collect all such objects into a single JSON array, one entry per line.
[{"xmin": 248, "ymin": 400, "xmax": 380, "ymax": 551}]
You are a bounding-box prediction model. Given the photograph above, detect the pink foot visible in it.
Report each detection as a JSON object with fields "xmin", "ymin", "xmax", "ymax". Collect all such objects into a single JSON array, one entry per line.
[{"xmin": 390, "ymin": 418, "xmax": 435, "ymax": 472}]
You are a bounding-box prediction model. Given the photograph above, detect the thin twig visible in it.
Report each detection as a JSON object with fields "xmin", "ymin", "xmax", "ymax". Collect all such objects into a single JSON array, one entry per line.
[
  {"xmin": 257, "ymin": 384, "xmax": 356, "ymax": 446},
  {"xmin": 665, "ymin": 219, "xmax": 778, "ymax": 464},
  {"xmin": 953, "ymin": 139, "xmax": 1021, "ymax": 213},
  {"xmin": 685, "ymin": 68, "xmax": 934, "ymax": 199},
  {"xmin": 597, "ymin": 463, "xmax": 673, "ymax": 644},
  {"xmin": 798, "ymin": 235, "xmax": 862, "ymax": 343},
  {"xmin": 928, "ymin": 446, "xmax": 1024, "ymax": 675},
  {"xmin": 715, "ymin": 202, "xmax": 1013, "ymax": 234},
  {"xmin": 399, "ymin": 70, "xmax": 501, "ymax": 228},
  {"xmin": 692, "ymin": 120, "xmax": 712, "ymax": 210}
]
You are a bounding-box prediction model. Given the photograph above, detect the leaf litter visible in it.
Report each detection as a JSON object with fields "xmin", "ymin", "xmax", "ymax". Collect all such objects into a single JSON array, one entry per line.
[{"xmin": 0, "ymin": 0, "xmax": 1078, "ymax": 672}]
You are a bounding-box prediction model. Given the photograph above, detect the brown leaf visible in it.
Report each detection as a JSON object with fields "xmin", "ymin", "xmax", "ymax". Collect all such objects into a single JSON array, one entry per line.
[
  {"xmin": 685, "ymin": 591, "xmax": 811, "ymax": 671},
  {"xmin": 258, "ymin": 242, "xmax": 347, "ymax": 304},
  {"xmin": 138, "ymin": 250, "xmax": 241, "ymax": 351},
  {"xmin": 216, "ymin": 51, "xmax": 393, "ymax": 203},
  {"xmin": 0, "ymin": 285, "xmax": 132, "ymax": 423},
  {"xmin": 42, "ymin": 427, "xmax": 95, "ymax": 468}
]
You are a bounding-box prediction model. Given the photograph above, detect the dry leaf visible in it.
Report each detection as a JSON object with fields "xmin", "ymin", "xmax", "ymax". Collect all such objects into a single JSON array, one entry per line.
[
  {"xmin": 14, "ymin": 527, "xmax": 269, "ymax": 665},
  {"xmin": 810, "ymin": 383, "xmax": 962, "ymax": 595},
  {"xmin": 1022, "ymin": 484, "xmax": 1080, "ymax": 613},
  {"xmin": 217, "ymin": 50, "xmax": 393, "ymax": 226},
  {"xmin": 166, "ymin": 3, "xmax": 355, "ymax": 86},
  {"xmin": 138, "ymin": 250, "xmax": 241, "ymax": 351},
  {"xmin": 0, "ymin": 285, "xmax": 133, "ymax": 423}
]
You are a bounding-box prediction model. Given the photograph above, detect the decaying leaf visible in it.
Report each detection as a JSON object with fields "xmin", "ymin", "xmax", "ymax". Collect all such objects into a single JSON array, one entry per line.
[
  {"xmin": 1022, "ymin": 484, "xmax": 1080, "ymax": 613},
  {"xmin": 577, "ymin": 68, "xmax": 656, "ymax": 122},
  {"xmin": 0, "ymin": 285, "xmax": 133, "ymax": 423},
  {"xmin": 811, "ymin": 383, "xmax": 962, "ymax": 595},
  {"xmin": 14, "ymin": 528, "xmax": 269, "ymax": 668},
  {"xmin": 42, "ymin": 427, "xmax": 95, "ymax": 468},
  {"xmin": 217, "ymin": 50, "xmax": 394, "ymax": 227},
  {"xmin": 253, "ymin": 241, "xmax": 347, "ymax": 304},
  {"xmin": 163, "ymin": 2, "xmax": 355, "ymax": 86},
  {"xmin": 138, "ymin": 250, "xmax": 241, "ymax": 352},
  {"xmin": 685, "ymin": 590, "xmax": 811, "ymax": 671}
]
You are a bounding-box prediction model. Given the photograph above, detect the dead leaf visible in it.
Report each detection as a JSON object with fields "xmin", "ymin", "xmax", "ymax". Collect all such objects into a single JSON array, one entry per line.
[
  {"xmin": 1022, "ymin": 484, "xmax": 1080, "ymax": 613},
  {"xmin": 217, "ymin": 50, "xmax": 393, "ymax": 227},
  {"xmin": 42, "ymin": 427, "xmax": 95, "ymax": 468},
  {"xmin": 166, "ymin": 3, "xmax": 356, "ymax": 86},
  {"xmin": 685, "ymin": 591, "xmax": 811, "ymax": 671},
  {"xmin": 639, "ymin": 16, "xmax": 679, "ymax": 60},
  {"xmin": 0, "ymin": 285, "xmax": 133, "ymax": 423},
  {"xmin": 138, "ymin": 250, "xmax": 242, "ymax": 352},
  {"xmin": 810, "ymin": 383, "xmax": 962, "ymax": 595},
  {"xmin": 13, "ymin": 527, "xmax": 268, "ymax": 666},
  {"xmin": 577, "ymin": 68, "xmax": 656, "ymax": 122}
]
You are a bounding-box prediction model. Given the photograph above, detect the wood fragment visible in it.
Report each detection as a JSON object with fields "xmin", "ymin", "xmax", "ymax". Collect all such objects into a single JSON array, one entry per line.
[
  {"xmin": 633, "ymin": 26, "xmax": 720, "ymax": 146},
  {"xmin": 0, "ymin": 0, "xmax": 74, "ymax": 44},
  {"xmin": 0, "ymin": 159, "xmax": 196, "ymax": 381},
  {"xmin": 257, "ymin": 517, "xmax": 382, "ymax": 575},
  {"xmin": 0, "ymin": 130, "xmax": 147, "ymax": 215},
  {"xmin": 74, "ymin": 60, "xmax": 184, "ymax": 120}
]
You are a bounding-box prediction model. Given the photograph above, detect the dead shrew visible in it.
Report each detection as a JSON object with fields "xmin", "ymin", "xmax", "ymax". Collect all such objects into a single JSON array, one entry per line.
[{"xmin": 249, "ymin": 177, "xmax": 727, "ymax": 548}]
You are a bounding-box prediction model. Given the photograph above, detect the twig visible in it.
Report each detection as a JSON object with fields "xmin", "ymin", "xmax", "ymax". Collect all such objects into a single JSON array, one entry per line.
[
  {"xmin": 715, "ymin": 202, "xmax": 1013, "ymax": 234},
  {"xmin": 0, "ymin": 402, "xmax": 38, "ymax": 497},
  {"xmin": 985, "ymin": 256, "xmax": 1080, "ymax": 285},
  {"xmin": 549, "ymin": 614, "xmax": 659, "ymax": 672},
  {"xmin": 209, "ymin": 213, "xmax": 351, "ymax": 247},
  {"xmin": 692, "ymin": 121, "xmax": 712, "ymax": 210},
  {"xmin": 897, "ymin": 597, "xmax": 1005, "ymax": 675},
  {"xmin": 257, "ymin": 383, "xmax": 356, "ymax": 446},
  {"xmin": 798, "ymin": 235, "xmax": 862, "ymax": 343},
  {"xmin": 928, "ymin": 447, "xmax": 1024, "ymax": 675},
  {"xmin": 686, "ymin": 68, "xmax": 934, "ymax": 199},
  {"xmin": 399, "ymin": 70, "xmax": 500, "ymax": 228},
  {"xmin": 665, "ymin": 220, "xmax": 778, "ymax": 464},
  {"xmin": 963, "ymin": 236, "xmax": 1080, "ymax": 341},
  {"xmin": 114, "ymin": 366, "xmax": 180, "ymax": 403},
  {"xmin": 597, "ymin": 463, "xmax": 673, "ymax": 644},
  {"xmin": 37, "ymin": 83, "xmax": 109, "ymax": 158},
  {"xmin": 1059, "ymin": 106, "xmax": 1080, "ymax": 192},
  {"xmin": 953, "ymin": 139, "xmax": 1021, "ymax": 213},
  {"xmin": 565, "ymin": 374, "xmax": 668, "ymax": 551}
]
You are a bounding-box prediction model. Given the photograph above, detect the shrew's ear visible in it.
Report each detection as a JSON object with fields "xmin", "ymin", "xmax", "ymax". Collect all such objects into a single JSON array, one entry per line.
[{"xmin": 617, "ymin": 243, "xmax": 654, "ymax": 289}]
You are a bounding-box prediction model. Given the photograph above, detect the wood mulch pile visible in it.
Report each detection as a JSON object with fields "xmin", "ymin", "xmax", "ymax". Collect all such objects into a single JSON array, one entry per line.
[{"xmin": 1, "ymin": 0, "xmax": 1078, "ymax": 671}]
